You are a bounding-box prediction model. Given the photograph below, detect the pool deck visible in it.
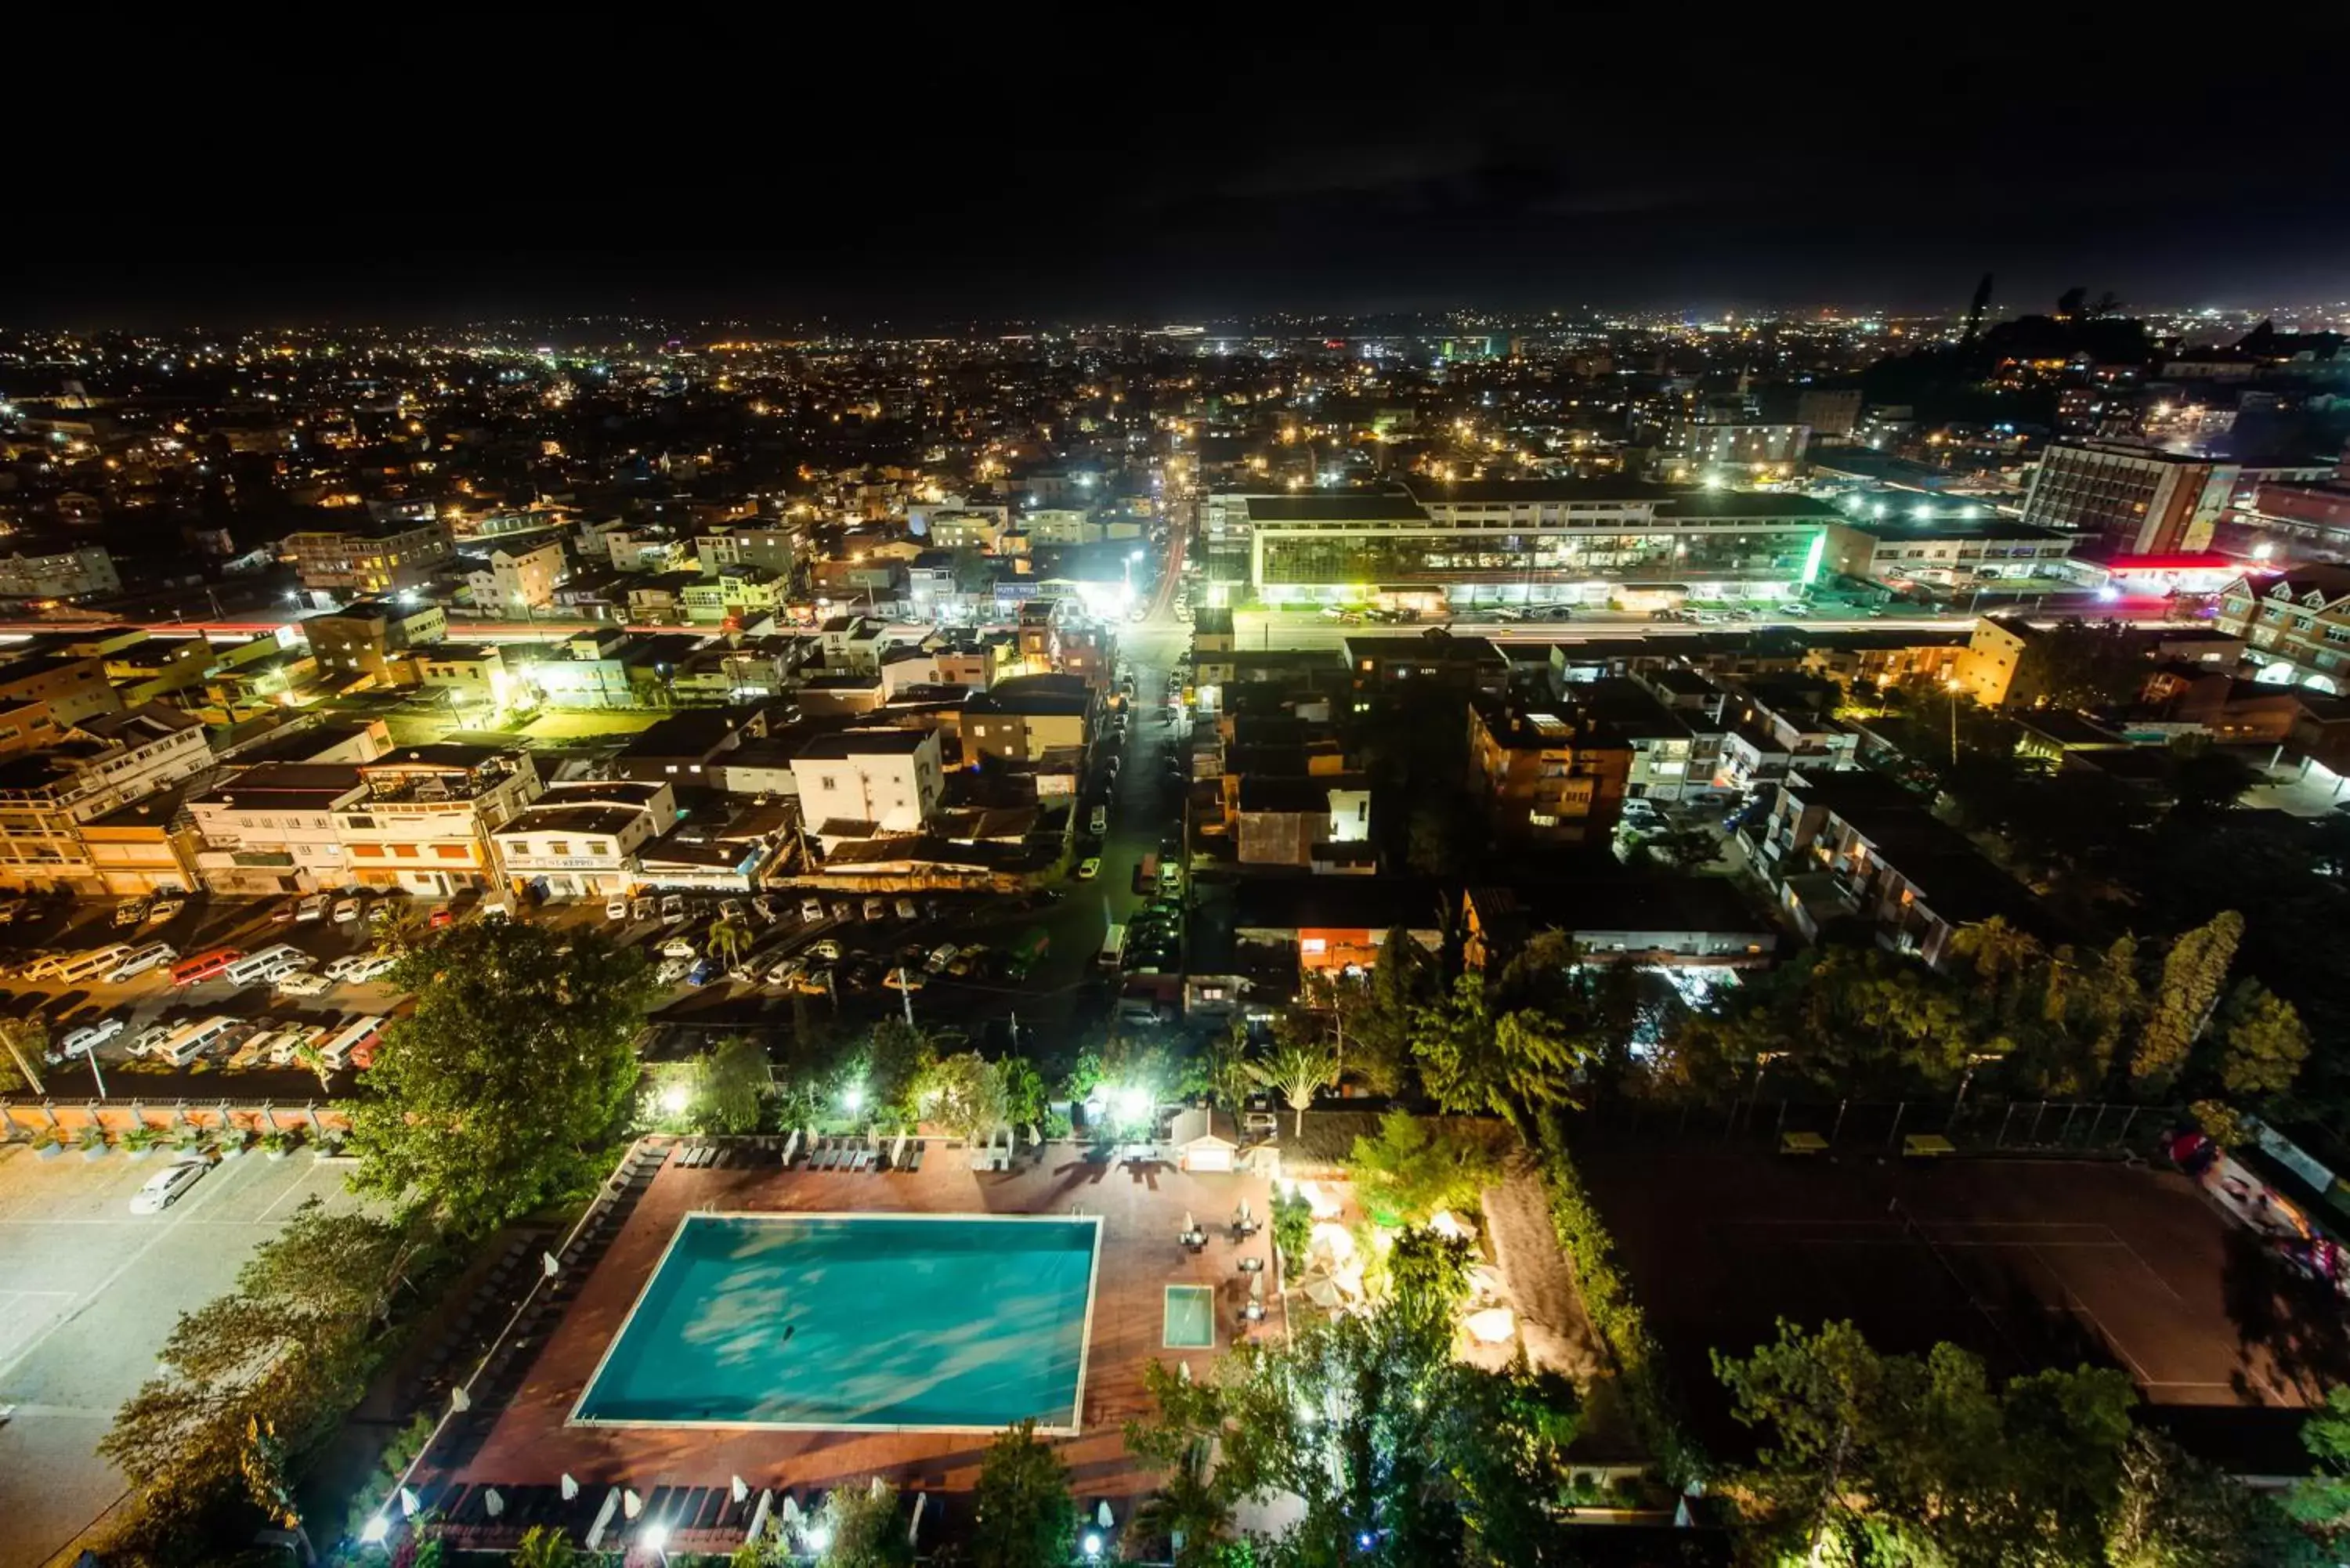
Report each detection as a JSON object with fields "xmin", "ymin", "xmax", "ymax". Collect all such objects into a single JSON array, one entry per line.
[{"xmin": 434, "ymin": 1143, "xmax": 1284, "ymax": 1508}]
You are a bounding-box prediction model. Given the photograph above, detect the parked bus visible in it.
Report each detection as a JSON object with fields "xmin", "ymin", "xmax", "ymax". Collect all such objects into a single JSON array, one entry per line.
[
  {"xmin": 223, "ymin": 945, "xmax": 311, "ymax": 987},
  {"xmin": 53, "ymin": 945, "xmax": 133, "ymax": 986},
  {"xmin": 170, "ymin": 948, "xmax": 243, "ymax": 987},
  {"xmin": 152, "ymin": 1015, "xmax": 246, "ymax": 1066},
  {"xmin": 320, "ymin": 1014, "xmax": 386, "ymax": 1070},
  {"xmin": 1133, "ymin": 852, "xmax": 1159, "ymax": 896}
]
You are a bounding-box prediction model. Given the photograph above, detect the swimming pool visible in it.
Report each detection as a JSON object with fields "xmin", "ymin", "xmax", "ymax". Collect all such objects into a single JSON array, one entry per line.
[{"xmin": 571, "ymin": 1212, "xmax": 1102, "ymax": 1433}]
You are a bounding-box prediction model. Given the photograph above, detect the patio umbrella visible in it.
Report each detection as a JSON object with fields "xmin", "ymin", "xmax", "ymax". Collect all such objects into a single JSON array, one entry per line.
[
  {"xmin": 1178, "ymin": 1360, "xmax": 1192, "ymax": 1383},
  {"xmin": 1429, "ymin": 1208, "xmax": 1477, "ymax": 1242},
  {"xmin": 450, "ymin": 1384, "xmax": 471, "ymax": 1411},
  {"xmin": 624, "ymin": 1488, "xmax": 643, "ymax": 1519},
  {"xmin": 542, "ymin": 1250, "xmax": 562, "ymax": 1277},
  {"xmin": 1232, "ymin": 1200, "xmax": 1249, "ymax": 1230},
  {"xmin": 484, "ymin": 1489, "xmax": 504, "ymax": 1519},
  {"xmin": 1182, "ymin": 1209, "xmax": 1196, "ymax": 1237},
  {"xmin": 1465, "ymin": 1306, "xmax": 1517, "ymax": 1344},
  {"xmin": 1308, "ymin": 1221, "xmax": 1354, "ymax": 1263},
  {"xmin": 1296, "ymin": 1270, "xmax": 1345, "ymax": 1310},
  {"xmin": 731, "ymin": 1475, "xmax": 749, "ymax": 1505},
  {"xmin": 560, "ymin": 1473, "xmax": 579, "ymax": 1501},
  {"xmin": 399, "ymin": 1489, "xmax": 419, "ymax": 1519},
  {"xmin": 1249, "ymin": 1271, "xmax": 1264, "ymax": 1302},
  {"xmin": 747, "ymin": 1490, "xmax": 772, "ymax": 1545},
  {"xmin": 1097, "ymin": 1500, "xmax": 1115, "ymax": 1530},
  {"xmin": 779, "ymin": 1495, "xmax": 802, "ymax": 1529},
  {"xmin": 891, "ymin": 1132, "xmax": 907, "ymax": 1168}
]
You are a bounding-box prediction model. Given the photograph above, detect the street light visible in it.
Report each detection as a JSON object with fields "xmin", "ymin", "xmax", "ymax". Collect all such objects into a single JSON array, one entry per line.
[
  {"xmin": 659, "ymin": 1082, "xmax": 690, "ymax": 1116},
  {"xmin": 841, "ymin": 1084, "xmax": 865, "ymax": 1115},
  {"xmin": 1083, "ymin": 1531, "xmax": 1104, "ymax": 1561},
  {"xmin": 359, "ymin": 1516, "xmax": 391, "ymax": 1547},
  {"xmin": 638, "ymin": 1523, "xmax": 670, "ymax": 1563}
]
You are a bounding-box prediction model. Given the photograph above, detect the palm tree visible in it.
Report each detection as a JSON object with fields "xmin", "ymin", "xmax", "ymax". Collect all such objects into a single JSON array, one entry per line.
[
  {"xmin": 0, "ymin": 1017, "xmax": 48, "ymax": 1095},
  {"xmin": 292, "ymin": 1041, "xmax": 334, "ymax": 1094},
  {"xmin": 371, "ymin": 903, "xmax": 430, "ymax": 959},
  {"xmin": 707, "ymin": 913, "xmax": 752, "ymax": 973},
  {"xmin": 1131, "ymin": 1447, "xmax": 1233, "ymax": 1567},
  {"xmin": 1247, "ymin": 1038, "xmax": 1339, "ymax": 1137}
]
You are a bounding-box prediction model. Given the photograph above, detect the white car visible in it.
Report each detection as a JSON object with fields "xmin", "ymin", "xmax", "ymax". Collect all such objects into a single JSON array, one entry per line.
[
  {"xmin": 606, "ymin": 898, "xmax": 632, "ymax": 921},
  {"xmin": 660, "ymin": 894, "xmax": 688, "ymax": 925},
  {"xmin": 631, "ymin": 896, "xmax": 656, "ymax": 923},
  {"xmin": 765, "ymin": 956, "xmax": 806, "ymax": 988},
  {"xmin": 1075, "ymin": 857, "xmax": 1101, "ymax": 881},
  {"xmin": 54, "ymin": 1017, "xmax": 127, "ymax": 1060},
  {"xmin": 924, "ymin": 944, "xmax": 960, "ymax": 974},
  {"xmin": 129, "ymin": 1022, "xmax": 179, "ymax": 1058},
  {"xmin": 325, "ymin": 953, "xmax": 392, "ymax": 983},
  {"xmin": 659, "ymin": 937, "xmax": 699, "ymax": 961},
  {"xmin": 800, "ymin": 897, "xmax": 826, "ymax": 922},
  {"xmin": 129, "ymin": 1158, "xmax": 208, "ymax": 1215},
  {"xmin": 331, "ymin": 898, "xmax": 363, "ymax": 924},
  {"xmin": 655, "ymin": 956, "xmax": 691, "ymax": 986},
  {"xmin": 275, "ymin": 971, "xmax": 334, "ymax": 998},
  {"xmin": 295, "ymin": 894, "xmax": 330, "ymax": 922}
]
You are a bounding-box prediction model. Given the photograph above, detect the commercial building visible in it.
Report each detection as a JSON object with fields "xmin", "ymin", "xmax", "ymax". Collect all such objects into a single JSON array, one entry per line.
[
  {"xmin": 1660, "ymin": 421, "xmax": 1810, "ymax": 481},
  {"xmin": 1818, "ymin": 515, "xmax": 2076, "ymax": 591},
  {"xmin": 0, "ymin": 544, "xmax": 119, "ymax": 602},
  {"xmin": 302, "ymin": 601, "xmax": 449, "ymax": 682},
  {"xmin": 1796, "ymin": 389, "xmax": 1864, "ymax": 441},
  {"xmin": 492, "ymin": 780, "xmax": 673, "ymax": 899},
  {"xmin": 334, "ymin": 746, "xmax": 542, "ymax": 894},
  {"xmin": 1241, "ymin": 482, "xmax": 1840, "ymax": 611},
  {"xmin": 284, "ymin": 518, "xmax": 454, "ymax": 595},
  {"xmin": 790, "ymin": 729, "xmax": 944, "ymax": 842},
  {"xmin": 1467, "ymin": 699, "xmax": 1632, "ymax": 846},
  {"xmin": 2017, "ymin": 443, "xmax": 2328, "ymax": 557}
]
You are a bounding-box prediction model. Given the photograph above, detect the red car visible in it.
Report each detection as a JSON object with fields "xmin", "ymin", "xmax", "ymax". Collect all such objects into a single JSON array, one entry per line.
[{"xmin": 428, "ymin": 909, "xmax": 454, "ymax": 930}]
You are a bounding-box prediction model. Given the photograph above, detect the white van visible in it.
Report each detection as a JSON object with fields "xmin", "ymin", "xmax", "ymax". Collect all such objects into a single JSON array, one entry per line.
[
  {"xmin": 154, "ymin": 1016, "xmax": 247, "ymax": 1066},
  {"xmin": 224, "ymin": 945, "xmax": 313, "ymax": 987},
  {"xmin": 105, "ymin": 942, "xmax": 178, "ymax": 984},
  {"xmin": 54, "ymin": 945, "xmax": 134, "ymax": 986}
]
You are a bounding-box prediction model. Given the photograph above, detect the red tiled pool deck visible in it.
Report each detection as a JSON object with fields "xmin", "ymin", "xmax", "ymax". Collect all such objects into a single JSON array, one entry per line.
[{"xmin": 426, "ymin": 1143, "xmax": 1284, "ymax": 1506}]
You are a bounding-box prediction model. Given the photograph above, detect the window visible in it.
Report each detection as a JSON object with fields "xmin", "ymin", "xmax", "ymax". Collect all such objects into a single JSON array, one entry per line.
[
  {"xmin": 548, "ymin": 840, "xmax": 570, "ymax": 856},
  {"xmin": 436, "ymin": 844, "xmax": 469, "ymax": 859}
]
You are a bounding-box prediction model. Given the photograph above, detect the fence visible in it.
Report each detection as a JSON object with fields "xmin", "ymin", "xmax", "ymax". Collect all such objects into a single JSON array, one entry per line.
[
  {"xmin": 0, "ymin": 1097, "xmax": 351, "ymax": 1142},
  {"xmin": 1596, "ymin": 1094, "xmax": 2184, "ymax": 1158}
]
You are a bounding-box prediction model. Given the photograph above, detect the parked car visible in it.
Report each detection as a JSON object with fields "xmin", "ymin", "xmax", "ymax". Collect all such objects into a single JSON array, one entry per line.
[
  {"xmin": 660, "ymin": 937, "xmax": 699, "ymax": 961},
  {"xmin": 326, "ymin": 953, "xmax": 392, "ymax": 983},
  {"xmin": 275, "ymin": 971, "xmax": 333, "ymax": 998},
  {"xmin": 895, "ymin": 898, "xmax": 918, "ymax": 920},
  {"xmin": 631, "ymin": 896, "xmax": 656, "ymax": 923},
  {"xmin": 331, "ymin": 898, "xmax": 362, "ymax": 924},
  {"xmin": 654, "ymin": 956, "xmax": 691, "ymax": 986},
  {"xmin": 718, "ymin": 898, "xmax": 746, "ymax": 924},
  {"xmin": 296, "ymin": 894, "xmax": 330, "ymax": 923},
  {"xmin": 146, "ymin": 897, "xmax": 186, "ymax": 925},
  {"xmin": 882, "ymin": 966, "xmax": 927, "ymax": 992},
  {"xmin": 660, "ymin": 894, "xmax": 688, "ymax": 925},
  {"xmin": 53, "ymin": 1017, "xmax": 126, "ymax": 1060},
  {"xmin": 1090, "ymin": 806, "xmax": 1108, "ymax": 835},
  {"xmin": 685, "ymin": 958, "xmax": 717, "ymax": 987},
  {"xmin": 862, "ymin": 898, "xmax": 888, "ymax": 923},
  {"xmin": 1075, "ymin": 857, "xmax": 1101, "ymax": 880},
  {"xmin": 606, "ymin": 897, "xmax": 632, "ymax": 921},
  {"xmin": 752, "ymin": 896, "xmax": 779, "ymax": 925},
  {"xmin": 269, "ymin": 901, "xmax": 298, "ymax": 923},
  {"xmin": 794, "ymin": 963, "xmax": 835, "ymax": 995},
  {"xmin": 765, "ymin": 956, "xmax": 806, "ymax": 988},
  {"xmin": 924, "ymin": 944, "xmax": 960, "ymax": 974},
  {"xmin": 807, "ymin": 939, "xmax": 843, "ymax": 963},
  {"xmin": 428, "ymin": 909, "xmax": 455, "ymax": 930},
  {"xmin": 129, "ymin": 1158, "xmax": 209, "ymax": 1215},
  {"xmin": 113, "ymin": 898, "xmax": 151, "ymax": 929},
  {"xmin": 801, "ymin": 897, "xmax": 826, "ymax": 922}
]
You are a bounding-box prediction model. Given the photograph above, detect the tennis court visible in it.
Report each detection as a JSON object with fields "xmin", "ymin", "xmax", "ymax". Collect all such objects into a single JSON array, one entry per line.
[{"xmin": 1574, "ymin": 1139, "xmax": 2341, "ymax": 1454}]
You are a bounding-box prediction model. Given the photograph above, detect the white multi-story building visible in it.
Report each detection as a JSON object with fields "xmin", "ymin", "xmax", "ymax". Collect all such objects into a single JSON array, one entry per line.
[
  {"xmin": 189, "ymin": 763, "xmax": 367, "ymax": 895},
  {"xmin": 490, "ymin": 780, "xmax": 673, "ymax": 899},
  {"xmin": 0, "ymin": 544, "xmax": 120, "ymax": 602},
  {"xmin": 334, "ymin": 746, "xmax": 541, "ymax": 894},
  {"xmin": 790, "ymin": 729, "xmax": 942, "ymax": 844},
  {"xmin": 0, "ymin": 704, "xmax": 213, "ymax": 891},
  {"xmin": 491, "ymin": 541, "xmax": 565, "ymax": 613}
]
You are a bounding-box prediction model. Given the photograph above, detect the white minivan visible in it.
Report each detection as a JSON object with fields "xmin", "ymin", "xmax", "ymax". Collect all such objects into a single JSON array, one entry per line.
[
  {"xmin": 153, "ymin": 1016, "xmax": 247, "ymax": 1066},
  {"xmin": 53, "ymin": 945, "xmax": 134, "ymax": 986},
  {"xmin": 223, "ymin": 945, "xmax": 313, "ymax": 987}
]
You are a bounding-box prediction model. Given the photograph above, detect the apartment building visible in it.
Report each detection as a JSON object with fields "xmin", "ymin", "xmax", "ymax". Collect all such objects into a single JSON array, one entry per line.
[
  {"xmin": 0, "ymin": 700, "xmax": 62, "ymax": 762},
  {"xmin": 284, "ymin": 518, "xmax": 454, "ymax": 594},
  {"xmin": 0, "ymin": 705, "xmax": 213, "ymax": 891},
  {"xmin": 303, "ymin": 600, "xmax": 450, "ymax": 681},
  {"xmin": 962, "ymin": 674, "xmax": 1092, "ymax": 763},
  {"xmin": 1467, "ymin": 699, "xmax": 1632, "ymax": 846},
  {"xmin": 0, "ymin": 653, "xmax": 125, "ymax": 726},
  {"xmin": 790, "ymin": 729, "xmax": 944, "ymax": 842},
  {"xmin": 418, "ymin": 646, "xmax": 514, "ymax": 710},
  {"xmin": 334, "ymin": 746, "xmax": 542, "ymax": 894},
  {"xmin": 189, "ymin": 763, "xmax": 367, "ymax": 895},
  {"xmin": 0, "ymin": 543, "xmax": 119, "ymax": 602},
  {"xmin": 2215, "ymin": 563, "xmax": 2350, "ymax": 691},
  {"xmin": 491, "ymin": 780, "xmax": 672, "ymax": 899}
]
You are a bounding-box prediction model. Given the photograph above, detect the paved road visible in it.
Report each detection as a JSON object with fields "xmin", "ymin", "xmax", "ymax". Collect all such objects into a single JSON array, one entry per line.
[{"xmin": 1231, "ymin": 603, "xmax": 2200, "ymax": 652}]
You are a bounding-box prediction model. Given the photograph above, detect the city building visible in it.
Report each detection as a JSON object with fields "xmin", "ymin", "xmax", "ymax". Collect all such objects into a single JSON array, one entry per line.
[
  {"xmin": 2017, "ymin": 443, "xmax": 2328, "ymax": 557},
  {"xmin": 0, "ymin": 705, "xmax": 212, "ymax": 892},
  {"xmin": 0, "ymin": 652, "xmax": 125, "ymax": 726},
  {"xmin": 790, "ymin": 728, "xmax": 945, "ymax": 843},
  {"xmin": 418, "ymin": 645, "xmax": 515, "ymax": 712},
  {"xmin": 1818, "ymin": 514, "xmax": 2075, "ymax": 592},
  {"xmin": 962, "ymin": 674, "xmax": 1092, "ymax": 764},
  {"xmin": 492, "ymin": 780, "xmax": 673, "ymax": 900},
  {"xmin": 1466, "ymin": 699, "xmax": 1632, "ymax": 846},
  {"xmin": 284, "ymin": 518, "xmax": 454, "ymax": 595},
  {"xmin": 1461, "ymin": 880, "xmax": 1777, "ymax": 971},
  {"xmin": 189, "ymin": 763, "xmax": 367, "ymax": 894},
  {"xmin": 302, "ymin": 600, "xmax": 450, "ymax": 682},
  {"xmin": 2216, "ymin": 564, "xmax": 2350, "ymax": 691},
  {"xmin": 334, "ymin": 746, "xmax": 542, "ymax": 894},
  {"xmin": 1796, "ymin": 388, "xmax": 1864, "ymax": 441},
  {"xmin": 1661, "ymin": 421, "xmax": 1810, "ymax": 481},
  {"xmin": 487, "ymin": 540, "xmax": 566, "ymax": 616},
  {"xmin": 0, "ymin": 543, "xmax": 119, "ymax": 602},
  {"xmin": 1241, "ymin": 482, "xmax": 1840, "ymax": 612}
]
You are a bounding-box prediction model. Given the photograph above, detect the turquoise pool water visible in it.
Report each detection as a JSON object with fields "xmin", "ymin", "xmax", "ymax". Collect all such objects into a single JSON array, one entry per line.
[{"xmin": 573, "ymin": 1213, "xmax": 1101, "ymax": 1431}]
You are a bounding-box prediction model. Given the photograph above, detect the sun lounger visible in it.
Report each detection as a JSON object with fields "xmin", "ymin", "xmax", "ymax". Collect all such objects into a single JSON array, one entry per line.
[{"xmin": 903, "ymin": 1141, "xmax": 924, "ymax": 1172}]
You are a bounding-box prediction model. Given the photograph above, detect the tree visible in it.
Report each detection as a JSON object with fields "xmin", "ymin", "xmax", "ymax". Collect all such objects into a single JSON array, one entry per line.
[
  {"xmin": 349, "ymin": 923, "xmax": 655, "ymax": 1236},
  {"xmin": 512, "ymin": 1525, "xmax": 578, "ymax": 1568},
  {"xmin": 1246, "ymin": 1037, "xmax": 1338, "ymax": 1137},
  {"xmin": 949, "ymin": 544, "xmax": 995, "ymax": 595},
  {"xmin": 1631, "ymin": 826, "xmax": 1723, "ymax": 874},
  {"xmin": 1405, "ymin": 793, "xmax": 1480, "ymax": 878},
  {"xmin": 1712, "ymin": 1319, "xmax": 2138, "ymax": 1567},
  {"xmin": 2110, "ymin": 1427, "xmax": 2326, "ymax": 1567},
  {"xmin": 370, "ymin": 902, "xmax": 432, "ymax": 958},
  {"xmin": 815, "ymin": 1476, "xmax": 913, "ymax": 1568},
  {"xmin": 852, "ymin": 1018, "xmax": 942, "ymax": 1126},
  {"xmin": 1347, "ymin": 1111, "xmax": 1497, "ymax": 1226},
  {"xmin": 2286, "ymin": 1384, "xmax": 2350, "ymax": 1539},
  {"xmin": 2218, "ymin": 979, "xmax": 2310, "ymax": 1097},
  {"xmin": 1415, "ymin": 975, "xmax": 1593, "ymax": 1140},
  {"xmin": 707, "ymin": 912, "xmax": 753, "ymax": 973},
  {"xmin": 99, "ymin": 1202, "xmax": 419, "ymax": 1558},
  {"xmin": 1350, "ymin": 927, "xmax": 1441, "ymax": 1097},
  {"xmin": 999, "ymin": 1055, "xmax": 1049, "ymax": 1141},
  {"xmin": 0, "ymin": 1016, "xmax": 45, "ymax": 1093},
  {"xmin": 923, "ymin": 1050, "xmax": 1007, "ymax": 1146},
  {"xmin": 2137, "ymin": 911, "xmax": 2244, "ymax": 1086},
  {"xmin": 696, "ymin": 1035, "xmax": 772, "ymax": 1133},
  {"xmin": 971, "ymin": 1419, "xmax": 1077, "ymax": 1568}
]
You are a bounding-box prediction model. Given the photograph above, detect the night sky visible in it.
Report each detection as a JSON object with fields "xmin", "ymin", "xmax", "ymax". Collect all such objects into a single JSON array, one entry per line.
[{"xmin": 9, "ymin": 23, "xmax": 2346, "ymax": 327}]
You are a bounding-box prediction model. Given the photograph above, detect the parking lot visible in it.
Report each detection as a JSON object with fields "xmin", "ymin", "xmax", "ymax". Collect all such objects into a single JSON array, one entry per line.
[{"xmin": 0, "ymin": 1143, "xmax": 360, "ymax": 1568}]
